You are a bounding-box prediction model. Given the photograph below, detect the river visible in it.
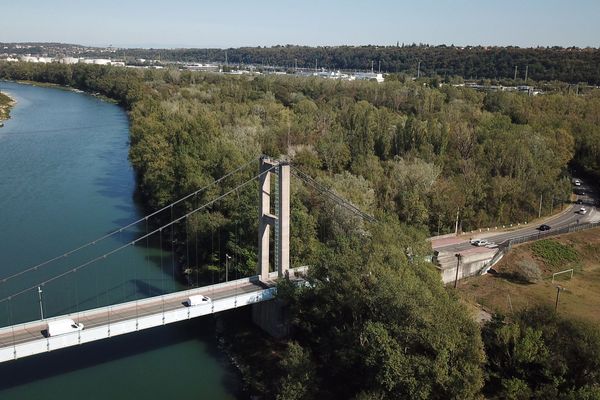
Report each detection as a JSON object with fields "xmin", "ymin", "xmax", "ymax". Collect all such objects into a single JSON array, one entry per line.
[{"xmin": 0, "ymin": 81, "xmax": 244, "ymax": 399}]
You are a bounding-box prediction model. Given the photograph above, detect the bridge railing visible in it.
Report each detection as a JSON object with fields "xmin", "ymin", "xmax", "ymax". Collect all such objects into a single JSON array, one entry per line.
[
  {"xmin": 505, "ymin": 221, "xmax": 600, "ymax": 248},
  {"xmin": 0, "ymin": 276, "xmax": 279, "ymax": 363},
  {"xmin": 477, "ymin": 221, "xmax": 600, "ymax": 276}
]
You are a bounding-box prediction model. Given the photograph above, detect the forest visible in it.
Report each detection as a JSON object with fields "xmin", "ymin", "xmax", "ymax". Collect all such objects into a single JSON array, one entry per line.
[
  {"xmin": 78, "ymin": 44, "xmax": 600, "ymax": 84},
  {"xmin": 5, "ymin": 42, "xmax": 600, "ymax": 84},
  {"xmin": 1, "ymin": 61, "xmax": 600, "ymax": 399}
]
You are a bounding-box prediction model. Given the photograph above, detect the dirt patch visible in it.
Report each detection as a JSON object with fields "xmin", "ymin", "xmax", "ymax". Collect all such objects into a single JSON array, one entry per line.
[{"xmin": 458, "ymin": 227, "xmax": 600, "ymax": 324}]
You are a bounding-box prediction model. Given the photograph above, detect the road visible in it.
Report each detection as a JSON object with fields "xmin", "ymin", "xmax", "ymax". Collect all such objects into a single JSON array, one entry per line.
[{"xmin": 433, "ymin": 178, "xmax": 599, "ymax": 255}]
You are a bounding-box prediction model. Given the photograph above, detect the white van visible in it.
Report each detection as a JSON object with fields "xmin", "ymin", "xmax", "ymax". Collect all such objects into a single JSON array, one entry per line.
[
  {"xmin": 186, "ymin": 295, "xmax": 211, "ymax": 307},
  {"xmin": 47, "ymin": 319, "xmax": 84, "ymax": 337}
]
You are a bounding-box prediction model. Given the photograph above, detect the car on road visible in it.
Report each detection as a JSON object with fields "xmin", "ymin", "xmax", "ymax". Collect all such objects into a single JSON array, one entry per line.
[
  {"xmin": 538, "ymin": 224, "xmax": 551, "ymax": 231},
  {"xmin": 574, "ymin": 179, "xmax": 581, "ymax": 186},
  {"xmin": 579, "ymin": 207, "xmax": 587, "ymax": 215},
  {"xmin": 470, "ymin": 239, "xmax": 491, "ymax": 247}
]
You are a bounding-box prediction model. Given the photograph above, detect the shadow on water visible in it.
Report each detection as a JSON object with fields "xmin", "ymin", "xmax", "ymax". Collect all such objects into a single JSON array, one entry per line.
[{"xmin": 0, "ymin": 316, "xmax": 244, "ymax": 396}]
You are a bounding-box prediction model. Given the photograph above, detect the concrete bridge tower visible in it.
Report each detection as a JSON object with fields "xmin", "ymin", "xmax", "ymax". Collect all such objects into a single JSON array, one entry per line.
[{"xmin": 258, "ymin": 157, "xmax": 290, "ymax": 281}]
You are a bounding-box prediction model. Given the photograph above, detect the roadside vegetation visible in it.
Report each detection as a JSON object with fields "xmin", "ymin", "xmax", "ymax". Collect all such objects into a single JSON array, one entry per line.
[
  {"xmin": 461, "ymin": 229, "xmax": 600, "ymax": 399},
  {"xmin": 531, "ymin": 239, "xmax": 581, "ymax": 269},
  {"xmin": 461, "ymin": 228, "xmax": 600, "ymax": 323},
  {"xmin": 2, "ymin": 61, "xmax": 600, "ymax": 399}
]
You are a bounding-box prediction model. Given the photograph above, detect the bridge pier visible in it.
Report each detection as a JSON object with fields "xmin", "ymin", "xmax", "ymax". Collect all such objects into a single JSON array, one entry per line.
[{"xmin": 252, "ymin": 300, "xmax": 289, "ymax": 338}]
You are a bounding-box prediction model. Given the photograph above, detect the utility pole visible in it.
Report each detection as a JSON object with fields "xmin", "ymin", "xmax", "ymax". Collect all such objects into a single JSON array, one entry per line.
[
  {"xmin": 555, "ymin": 286, "xmax": 564, "ymax": 312},
  {"xmin": 378, "ymin": 60, "xmax": 381, "ymax": 73},
  {"xmin": 454, "ymin": 209, "xmax": 460, "ymax": 235},
  {"xmin": 417, "ymin": 60, "xmax": 421, "ymax": 78},
  {"xmin": 225, "ymin": 254, "xmax": 232, "ymax": 282},
  {"xmin": 454, "ymin": 254, "xmax": 461, "ymax": 289},
  {"xmin": 538, "ymin": 194, "xmax": 543, "ymax": 219},
  {"xmin": 514, "ymin": 65, "xmax": 518, "ymax": 81},
  {"xmin": 524, "ymin": 65, "xmax": 529, "ymax": 82},
  {"xmin": 37, "ymin": 286, "xmax": 44, "ymax": 320}
]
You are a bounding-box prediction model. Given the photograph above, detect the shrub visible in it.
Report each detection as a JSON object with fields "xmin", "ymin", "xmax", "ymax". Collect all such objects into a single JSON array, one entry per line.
[
  {"xmin": 515, "ymin": 260, "xmax": 542, "ymax": 283},
  {"xmin": 531, "ymin": 240, "xmax": 579, "ymax": 270}
]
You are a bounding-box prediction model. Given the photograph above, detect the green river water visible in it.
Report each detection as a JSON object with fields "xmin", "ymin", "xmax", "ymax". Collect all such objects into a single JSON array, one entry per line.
[{"xmin": 0, "ymin": 81, "xmax": 244, "ymax": 399}]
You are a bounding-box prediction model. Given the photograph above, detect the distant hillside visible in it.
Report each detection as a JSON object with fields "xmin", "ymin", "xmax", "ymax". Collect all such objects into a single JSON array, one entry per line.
[
  {"xmin": 118, "ymin": 45, "xmax": 600, "ymax": 84},
  {"xmin": 2, "ymin": 42, "xmax": 600, "ymax": 84}
]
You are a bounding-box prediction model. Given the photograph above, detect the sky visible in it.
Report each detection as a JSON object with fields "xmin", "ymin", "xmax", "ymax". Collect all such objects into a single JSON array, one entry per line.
[{"xmin": 1, "ymin": 0, "xmax": 599, "ymax": 49}]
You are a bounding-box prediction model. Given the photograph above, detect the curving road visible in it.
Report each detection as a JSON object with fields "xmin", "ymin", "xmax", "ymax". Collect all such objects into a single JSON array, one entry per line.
[{"xmin": 432, "ymin": 178, "xmax": 599, "ymax": 255}]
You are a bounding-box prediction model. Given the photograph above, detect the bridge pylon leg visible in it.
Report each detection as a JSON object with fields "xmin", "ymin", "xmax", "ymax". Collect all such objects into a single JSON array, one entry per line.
[{"xmin": 258, "ymin": 157, "xmax": 290, "ymax": 281}]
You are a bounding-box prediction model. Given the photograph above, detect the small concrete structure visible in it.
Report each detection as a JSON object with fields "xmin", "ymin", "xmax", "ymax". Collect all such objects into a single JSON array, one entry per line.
[{"xmin": 434, "ymin": 247, "xmax": 498, "ymax": 284}]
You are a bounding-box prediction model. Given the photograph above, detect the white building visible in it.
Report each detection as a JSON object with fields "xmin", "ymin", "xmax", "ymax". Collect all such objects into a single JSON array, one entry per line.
[
  {"xmin": 353, "ymin": 72, "xmax": 384, "ymax": 83},
  {"xmin": 60, "ymin": 57, "xmax": 80, "ymax": 64},
  {"xmin": 93, "ymin": 59, "xmax": 111, "ymax": 65}
]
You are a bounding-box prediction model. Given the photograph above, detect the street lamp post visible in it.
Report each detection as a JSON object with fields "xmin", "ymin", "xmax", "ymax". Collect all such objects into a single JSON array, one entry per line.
[
  {"xmin": 37, "ymin": 286, "xmax": 44, "ymax": 320},
  {"xmin": 225, "ymin": 254, "xmax": 232, "ymax": 282}
]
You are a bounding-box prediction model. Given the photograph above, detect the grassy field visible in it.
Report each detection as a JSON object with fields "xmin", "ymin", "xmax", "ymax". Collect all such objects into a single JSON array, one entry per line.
[{"xmin": 459, "ymin": 227, "xmax": 600, "ymax": 324}]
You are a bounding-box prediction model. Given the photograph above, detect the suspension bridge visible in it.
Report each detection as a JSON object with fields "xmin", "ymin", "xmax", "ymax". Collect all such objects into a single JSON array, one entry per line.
[{"xmin": 0, "ymin": 156, "xmax": 372, "ymax": 363}]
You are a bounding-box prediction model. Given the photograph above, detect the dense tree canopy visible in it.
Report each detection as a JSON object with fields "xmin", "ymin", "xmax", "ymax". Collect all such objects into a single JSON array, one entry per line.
[
  {"xmin": 276, "ymin": 216, "xmax": 485, "ymax": 399},
  {"xmin": 482, "ymin": 307, "xmax": 600, "ymax": 399},
  {"xmin": 2, "ymin": 61, "xmax": 600, "ymax": 399}
]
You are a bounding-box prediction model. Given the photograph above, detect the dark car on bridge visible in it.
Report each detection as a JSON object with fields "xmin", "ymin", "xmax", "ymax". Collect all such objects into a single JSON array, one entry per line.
[{"xmin": 538, "ymin": 224, "xmax": 551, "ymax": 231}]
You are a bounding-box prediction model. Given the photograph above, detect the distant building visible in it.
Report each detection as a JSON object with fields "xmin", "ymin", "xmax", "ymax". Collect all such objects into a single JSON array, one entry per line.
[
  {"xmin": 93, "ymin": 59, "xmax": 111, "ymax": 65},
  {"xmin": 354, "ymin": 72, "xmax": 384, "ymax": 83},
  {"xmin": 20, "ymin": 55, "xmax": 53, "ymax": 63},
  {"xmin": 60, "ymin": 57, "xmax": 80, "ymax": 64},
  {"xmin": 184, "ymin": 63, "xmax": 219, "ymax": 71}
]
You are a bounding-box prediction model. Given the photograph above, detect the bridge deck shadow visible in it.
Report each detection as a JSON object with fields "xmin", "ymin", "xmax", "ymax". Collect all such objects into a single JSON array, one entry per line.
[{"xmin": 0, "ymin": 317, "xmax": 242, "ymax": 393}]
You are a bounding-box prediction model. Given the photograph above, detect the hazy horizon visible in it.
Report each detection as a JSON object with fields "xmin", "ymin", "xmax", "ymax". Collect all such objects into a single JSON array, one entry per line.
[{"xmin": 2, "ymin": 0, "xmax": 599, "ymax": 49}]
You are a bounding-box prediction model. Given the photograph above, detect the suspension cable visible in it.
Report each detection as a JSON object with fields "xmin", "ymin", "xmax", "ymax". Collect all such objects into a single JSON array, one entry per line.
[
  {"xmin": 0, "ymin": 155, "xmax": 260, "ymax": 285},
  {"xmin": 0, "ymin": 164, "xmax": 276, "ymax": 304},
  {"xmin": 291, "ymin": 166, "xmax": 377, "ymax": 223}
]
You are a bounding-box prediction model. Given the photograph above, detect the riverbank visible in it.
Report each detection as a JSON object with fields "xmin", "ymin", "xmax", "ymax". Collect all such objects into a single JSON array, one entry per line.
[
  {"xmin": 0, "ymin": 91, "xmax": 15, "ymax": 125},
  {"xmin": 12, "ymin": 80, "xmax": 118, "ymax": 104},
  {"xmin": 216, "ymin": 309, "xmax": 285, "ymax": 398}
]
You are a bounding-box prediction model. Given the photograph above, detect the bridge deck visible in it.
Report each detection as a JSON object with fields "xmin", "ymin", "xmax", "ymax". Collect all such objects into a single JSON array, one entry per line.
[{"xmin": 0, "ymin": 276, "xmax": 279, "ymax": 362}]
